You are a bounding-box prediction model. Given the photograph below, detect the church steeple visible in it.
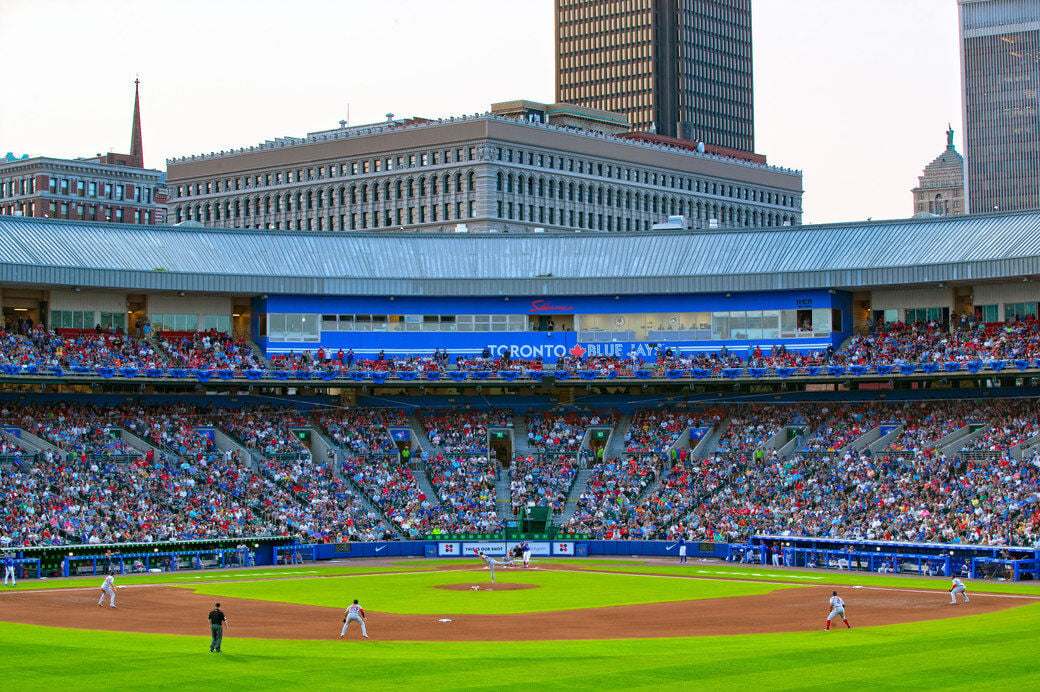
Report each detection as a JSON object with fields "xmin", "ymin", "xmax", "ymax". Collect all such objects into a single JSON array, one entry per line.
[{"xmin": 129, "ymin": 78, "xmax": 143, "ymax": 168}]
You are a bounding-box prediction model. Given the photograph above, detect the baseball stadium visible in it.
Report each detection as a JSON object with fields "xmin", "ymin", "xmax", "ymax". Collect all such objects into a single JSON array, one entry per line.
[{"xmin": 2, "ymin": 211, "xmax": 1040, "ymax": 689}]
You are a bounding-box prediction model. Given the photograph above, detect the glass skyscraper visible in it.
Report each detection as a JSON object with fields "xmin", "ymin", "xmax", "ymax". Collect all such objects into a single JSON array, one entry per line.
[
  {"xmin": 959, "ymin": 0, "xmax": 1040, "ymax": 213},
  {"xmin": 555, "ymin": 0, "xmax": 755, "ymax": 153}
]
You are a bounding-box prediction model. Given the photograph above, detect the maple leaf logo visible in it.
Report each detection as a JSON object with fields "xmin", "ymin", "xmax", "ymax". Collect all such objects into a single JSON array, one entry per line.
[{"xmin": 569, "ymin": 344, "xmax": 587, "ymax": 358}]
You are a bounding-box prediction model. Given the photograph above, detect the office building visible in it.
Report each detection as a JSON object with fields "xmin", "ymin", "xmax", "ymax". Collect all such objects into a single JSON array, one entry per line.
[
  {"xmin": 959, "ymin": 0, "xmax": 1040, "ymax": 213},
  {"xmin": 165, "ymin": 108, "xmax": 801, "ymax": 234},
  {"xmin": 555, "ymin": 0, "xmax": 755, "ymax": 152}
]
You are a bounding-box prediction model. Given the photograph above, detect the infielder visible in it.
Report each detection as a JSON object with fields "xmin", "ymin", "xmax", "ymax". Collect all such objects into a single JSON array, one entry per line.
[
  {"xmin": 824, "ymin": 591, "xmax": 851, "ymax": 630},
  {"xmin": 3, "ymin": 553, "xmax": 15, "ymax": 587},
  {"xmin": 521, "ymin": 541, "xmax": 532, "ymax": 568},
  {"xmin": 340, "ymin": 599, "xmax": 369, "ymax": 638},
  {"xmin": 98, "ymin": 574, "xmax": 116, "ymax": 607},
  {"xmin": 677, "ymin": 536, "xmax": 688, "ymax": 564},
  {"xmin": 475, "ymin": 549, "xmax": 514, "ymax": 583},
  {"xmin": 949, "ymin": 577, "xmax": 970, "ymax": 604}
]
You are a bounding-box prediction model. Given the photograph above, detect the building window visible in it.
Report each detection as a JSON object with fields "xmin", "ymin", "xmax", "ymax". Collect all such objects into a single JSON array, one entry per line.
[{"xmin": 1005, "ymin": 302, "xmax": 1038, "ymax": 320}]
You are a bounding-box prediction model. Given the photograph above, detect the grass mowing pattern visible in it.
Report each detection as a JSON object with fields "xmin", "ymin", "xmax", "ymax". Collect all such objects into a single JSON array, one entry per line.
[
  {"xmin": 394, "ymin": 559, "xmax": 642, "ymax": 567},
  {"xmin": 176, "ymin": 569, "xmax": 802, "ymax": 614},
  {"xmin": 586, "ymin": 564, "xmax": 1040, "ymax": 595},
  {"xmin": 3, "ymin": 604, "xmax": 1039, "ymax": 690},
  {"xmin": 7, "ymin": 563, "xmax": 438, "ymax": 591}
]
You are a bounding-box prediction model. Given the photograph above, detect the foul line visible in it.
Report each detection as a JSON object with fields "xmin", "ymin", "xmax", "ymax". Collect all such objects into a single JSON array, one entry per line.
[
  {"xmin": 3, "ymin": 564, "xmax": 1039, "ymax": 602},
  {"xmin": 0, "ymin": 566, "xmax": 484, "ymax": 596},
  {"xmin": 554, "ymin": 567, "xmax": 1040, "ymax": 600}
]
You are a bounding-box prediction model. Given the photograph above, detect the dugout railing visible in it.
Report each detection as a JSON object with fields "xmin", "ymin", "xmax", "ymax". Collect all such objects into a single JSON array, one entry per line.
[
  {"xmin": 63, "ymin": 548, "xmax": 248, "ymax": 577},
  {"xmin": 752, "ymin": 535, "xmax": 1040, "ymax": 580},
  {"xmin": 970, "ymin": 556, "xmax": 1040, "ymax": 581},
  {"xmin": 781, "ymin": 547, "xmax": 954, "ymax": 576},
  {"xmin": 275, "ymin": 544, "xmax": 318, "ymax": 564},
  {"xmin": 2, "ymin": 558, "xmax": 42, "ymax": 580}
]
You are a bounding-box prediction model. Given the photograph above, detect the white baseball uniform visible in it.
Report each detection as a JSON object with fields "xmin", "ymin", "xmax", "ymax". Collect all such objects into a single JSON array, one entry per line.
[
  {"xmin": 340, "ymin": 603, "xmax": 368, "ymax": 638},
  {"xmin": 950, "ymin": 578, "xmax": 969, "ymax": 603},
  {"xmin": 827, "ymin": 595, "xmax": 845, "ymax": 620},
  {"xmin": 479, "ymin": 552, "xmax": 513, "ymax": 583},
  {"xmin": 98, "ymin": 575, "xmax": 116, "ymax": 607}
]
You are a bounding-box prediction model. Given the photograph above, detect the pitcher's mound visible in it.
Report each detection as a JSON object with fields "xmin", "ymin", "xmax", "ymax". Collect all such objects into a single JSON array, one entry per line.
[{"xmin": 435, "ymin": 583, "xmax": 539, "ymax": 592}]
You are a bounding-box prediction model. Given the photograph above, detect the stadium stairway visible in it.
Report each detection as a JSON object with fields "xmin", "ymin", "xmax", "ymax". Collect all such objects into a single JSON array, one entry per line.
[
  {"xmin": 212, "ymin": 428, "xmax": 263, "ymax": 470},
  {"xmin": 691, "ymin": 413, "xmax": 734, "ymax": 459},
  {"xmin": 148, "ymin": 334, "xmax": 174, "ymax": 363},
  {"xmin": 407, "ymin": 411, "xmax": 442, "ymax": 455},
  {"xmin": 494, "ymin": 471, "xmax": 513, "ymax": 521},
  {"xmin": 512, "ymin": 416, "xmax": 534, "ymax": 457},
  {"xmin": 309, "ymin": 428, "xmax": 404, "ymax": 539},
  {"xmin": 246, "ymin": 338, "xmax": 273, "ymax": 367},
  {"xmin": 116, "ymin": 427, "xmax": 164, "ymax": 460},
  {"xmin": 558, "ymin": 468, "xmax": 594, "ymax": 523},
  {"xmin": 8, "ymin": 427, "xmax": 61, "ymax": 455},
  {"xmin": 603, "ymin": 412, "xmax": 632, "ymax": 461},
  {"xmin": 411, "ymin": 463, "xmax": 440, "ymax": 506}
]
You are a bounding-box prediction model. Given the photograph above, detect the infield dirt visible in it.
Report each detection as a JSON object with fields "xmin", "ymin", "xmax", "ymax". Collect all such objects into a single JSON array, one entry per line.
[{"xmin": 0, "ymin": 566, "xmax": 1030, "ymax": 642}]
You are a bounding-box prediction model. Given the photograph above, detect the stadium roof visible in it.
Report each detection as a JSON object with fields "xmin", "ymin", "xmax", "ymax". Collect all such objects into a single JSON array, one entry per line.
[{"xmin": 1, "ymin": 211, "xmax": 1040, "ymax": 296}]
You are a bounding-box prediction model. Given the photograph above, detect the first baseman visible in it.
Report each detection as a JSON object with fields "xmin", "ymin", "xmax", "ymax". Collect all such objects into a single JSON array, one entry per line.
[
  {"xmin": 824, "ymin": 591, "xmax": 851, "ymax": 630},
  {"xmin": 949, "ymin": 577, "xmax": 970, "ymax": 604},
  {"xmin": 340, "ymin": 599, "xmax": 369, "ymax": 638},
  {"xmin": 3, "ymin": 553, "xmax": 15, "ymax": 587},
  {"xmin": 98, "ymin": 574, "xmax": 116, "ymax": 607}
]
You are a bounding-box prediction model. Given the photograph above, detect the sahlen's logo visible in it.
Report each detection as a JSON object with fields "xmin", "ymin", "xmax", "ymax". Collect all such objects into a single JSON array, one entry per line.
[
  {"xmin": 530, "ymin": 299, "xmax": 573, "ymax": 313},
  {"xmin": 569, "ymin": 344, "xmax": 587, "ymax": 358}
]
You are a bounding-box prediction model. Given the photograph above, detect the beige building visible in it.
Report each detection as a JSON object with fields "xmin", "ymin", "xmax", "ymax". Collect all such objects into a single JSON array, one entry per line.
[
  {"xmin": 912, "ymin": 126, "xmax": 965, "ymax": 217},
  {"xmin": 166, "ymin": 109, "xmax": 802, "ymax": 234}
]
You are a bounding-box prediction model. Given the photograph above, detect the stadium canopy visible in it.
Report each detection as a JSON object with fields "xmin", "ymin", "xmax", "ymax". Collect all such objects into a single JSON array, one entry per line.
[{"xmin": 1, "ymin": 211, "xmax": 1039, "ymax": 296}]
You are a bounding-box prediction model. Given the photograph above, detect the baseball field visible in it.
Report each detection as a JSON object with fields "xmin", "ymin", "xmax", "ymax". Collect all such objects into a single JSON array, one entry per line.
[{"xmin": 2, "ymin": 557, "xmax": 1039, "ymax": 690}]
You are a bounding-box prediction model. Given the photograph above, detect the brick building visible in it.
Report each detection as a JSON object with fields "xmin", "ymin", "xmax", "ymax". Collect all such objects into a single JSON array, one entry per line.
[{"xmin": 0, "ymin": 81, "xmax": 167, "ymax": 225}]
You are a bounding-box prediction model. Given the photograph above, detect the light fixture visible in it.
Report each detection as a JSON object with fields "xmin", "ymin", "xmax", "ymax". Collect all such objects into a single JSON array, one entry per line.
[
  {"xmin": 13, "ymin": 308, "xmax": 27, "ymax": 312},
  {"xmin": 233, "ymin": 313, "xmax": 241, "ymax": 317}
]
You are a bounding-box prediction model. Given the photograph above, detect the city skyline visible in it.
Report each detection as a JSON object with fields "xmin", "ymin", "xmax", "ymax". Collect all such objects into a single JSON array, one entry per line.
[{"xmin": 0, "ymin": 0, "xmax": 962, "ymax": 225}]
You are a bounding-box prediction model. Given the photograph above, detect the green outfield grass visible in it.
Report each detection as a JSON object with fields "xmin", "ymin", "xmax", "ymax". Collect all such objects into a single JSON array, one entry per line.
[
  {"xmin": 584, "ymin": 563, "xmax": 1040, "ymax": 595},
  {"xmin": 177, "ymin": 568, "xmax": 800, "ymax": 614},
  {"xmin": 394, "ymin": 559, "xmax": 642, "ymax": 567},
  {"xmin": 5, "ymin": 563, "xmax": 440, "ymax": 590},
  {"xmin": 2, "ymin": 603, "xmax": 1038, "ymax": 690}
]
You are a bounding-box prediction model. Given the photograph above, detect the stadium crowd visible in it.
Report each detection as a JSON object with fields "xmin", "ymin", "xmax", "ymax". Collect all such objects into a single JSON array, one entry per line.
[
  {"xmin": 420, "ymin": 409, "xmax": 512, "ymax": 454},
  {"xmin": 510, "ymin": 453, "xmax": 578, "ymax": 514}
]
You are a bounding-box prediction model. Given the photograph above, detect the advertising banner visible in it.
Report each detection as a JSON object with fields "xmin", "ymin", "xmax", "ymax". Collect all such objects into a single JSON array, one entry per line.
[
  {"xmin": 437, "ymin": 542, "xmax": 462, "ymax": 556},
  {"xmin": 462, "ymin": 541, "xmax": 507, "ymax": 557}
]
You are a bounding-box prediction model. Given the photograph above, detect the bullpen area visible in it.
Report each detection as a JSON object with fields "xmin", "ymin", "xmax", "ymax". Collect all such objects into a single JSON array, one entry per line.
[{"xmin": 2, "ymin": 557, "xmax": 1039, "ymax": 689}]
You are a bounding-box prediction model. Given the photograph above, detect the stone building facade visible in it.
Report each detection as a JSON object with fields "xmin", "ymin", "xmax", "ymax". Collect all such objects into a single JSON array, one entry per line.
[
  {"xmin": 166, "ymin": 113, "xmax": 802, "ymax": 234},
  {"xmin": 912, "ymin": 126, "xmax": 965, "ymax": 217}
]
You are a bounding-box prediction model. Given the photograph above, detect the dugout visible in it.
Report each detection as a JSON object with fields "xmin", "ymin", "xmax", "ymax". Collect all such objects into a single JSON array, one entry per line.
[{"xmin": 753, "ymin": 535, "xmax": 1039, "ymax": 580}]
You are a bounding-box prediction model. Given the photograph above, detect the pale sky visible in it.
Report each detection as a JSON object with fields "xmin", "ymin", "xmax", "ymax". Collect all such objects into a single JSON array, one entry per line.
[{"xmin": 0, "ymin": 0, "xmax": 962, "ymax": 225}]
